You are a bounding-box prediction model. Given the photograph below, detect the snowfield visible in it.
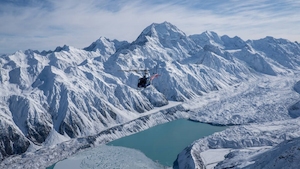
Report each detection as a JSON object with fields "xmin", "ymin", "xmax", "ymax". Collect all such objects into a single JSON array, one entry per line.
[
  {"xmin": 1, "ymin": 21, "xmax": 300, "ymax": 169},
  {"xmin": 52, "ymin": 145, "xmax": 165, "ymax": 169}
]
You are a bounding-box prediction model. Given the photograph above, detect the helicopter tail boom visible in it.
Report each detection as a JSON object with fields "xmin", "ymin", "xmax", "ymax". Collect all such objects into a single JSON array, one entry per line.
[{"xmin": 150, "ymin": 73, "xmax": 160, "ymax": 81}]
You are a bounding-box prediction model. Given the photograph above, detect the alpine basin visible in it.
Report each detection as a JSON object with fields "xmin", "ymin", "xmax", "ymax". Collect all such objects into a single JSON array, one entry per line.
[{"xmin": 107, "ymin": 119, "xmax": 227, "ymax": 167}]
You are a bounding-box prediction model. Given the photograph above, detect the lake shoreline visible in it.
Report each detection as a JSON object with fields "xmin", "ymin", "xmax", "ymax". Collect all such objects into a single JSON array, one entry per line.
[{"xmin": 49, "ymin": 119, "xmax": 227, "ymax": 168}]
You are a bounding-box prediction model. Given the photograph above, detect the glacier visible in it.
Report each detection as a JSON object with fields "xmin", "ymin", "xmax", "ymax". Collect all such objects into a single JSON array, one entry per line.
[
  {"xmin": 1, "ymin": 21, "xmax": 300, "ymax": 168},
  {"xmin": 52, "ymin": 145, "xmax": 165, "ymax": 169}
]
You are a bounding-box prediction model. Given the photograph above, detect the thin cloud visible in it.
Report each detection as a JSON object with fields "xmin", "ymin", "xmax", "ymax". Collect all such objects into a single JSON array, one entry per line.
[{"xmin": 0, "ymin": 0, "xmax": 299, "ymax": 54}]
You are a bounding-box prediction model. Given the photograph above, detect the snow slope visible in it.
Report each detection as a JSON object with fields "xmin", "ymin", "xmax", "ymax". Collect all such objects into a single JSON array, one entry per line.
[
  {"xmin": 1, "ymin": 21, "xmax": 300, "ymax": 168},
  {"xmin": 213, "ymin": 137, "xmax": 300, "ymax": 169},
  {"xmin": 175, "ymin": 117, "xmax": 300, "ymax": 169}
]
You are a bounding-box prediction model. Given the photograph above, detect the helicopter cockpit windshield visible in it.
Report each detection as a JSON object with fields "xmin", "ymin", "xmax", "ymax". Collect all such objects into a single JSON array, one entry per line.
[{"xmin": 137, "ymin": 75, "xmax": 150, "ymax": 88}]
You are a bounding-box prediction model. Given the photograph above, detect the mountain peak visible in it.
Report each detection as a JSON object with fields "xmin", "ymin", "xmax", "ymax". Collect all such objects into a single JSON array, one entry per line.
[
  {"xmin": 189, "ymin": 31, "xmax": 223, "ymax": 48},
  {"xmin": 54, "ymin": 45, "xmax": 71, "ymax": 52},
  {"xmin": 147, "ymin": 21, "xmax": 186, "ymax": 38},
  {"xmin": 83, "ymin": 36, "xmax": 112, "ymax": 52},
  {"xmin": 83, "ymin": 37, "xmax": 129, "ymax": 59},
  {"xmin": 134, "ymin": 22, "xmax": 186, "ymax": 45},
  {"xmin": 200, "ymin": 31, "xmax": 223, "ymax": 45},
  {"xmin": 261, "ymin": 36, "xmax": 291, "ymax": 44}
]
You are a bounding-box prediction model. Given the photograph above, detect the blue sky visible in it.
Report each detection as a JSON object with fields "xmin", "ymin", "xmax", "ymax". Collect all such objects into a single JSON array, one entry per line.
[{"xmin": 0, "ymin": 0, "xmax": 299, "ymax": 54}]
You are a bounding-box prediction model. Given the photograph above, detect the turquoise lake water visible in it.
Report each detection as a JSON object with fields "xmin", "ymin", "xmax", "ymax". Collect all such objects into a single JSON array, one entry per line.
[{"xmin": 107, "ymin": 119, "xmax": 227, "ymax": 167}]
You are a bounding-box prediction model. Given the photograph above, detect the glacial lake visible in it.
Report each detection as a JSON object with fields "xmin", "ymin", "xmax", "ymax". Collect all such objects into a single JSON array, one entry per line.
[{"xmin": 107, "ymin": 119, "xmax": 227, "ymax": 167}]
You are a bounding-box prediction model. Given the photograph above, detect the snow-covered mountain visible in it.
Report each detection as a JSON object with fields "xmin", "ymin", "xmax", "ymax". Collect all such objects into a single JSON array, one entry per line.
[{"xmin": 1, "ymin": 21, "xmax": 300, "ymax": 168}]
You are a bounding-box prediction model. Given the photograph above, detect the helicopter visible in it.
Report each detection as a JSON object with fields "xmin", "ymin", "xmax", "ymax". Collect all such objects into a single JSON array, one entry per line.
[{"xmin": 120, "ymin": 69, "xmax": 160, "ymax": 88}]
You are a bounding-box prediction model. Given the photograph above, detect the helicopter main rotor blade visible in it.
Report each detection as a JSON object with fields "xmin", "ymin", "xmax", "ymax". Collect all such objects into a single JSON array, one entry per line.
[{"xmin": 118, "ymin": 69, "xmax": 149, "ymax": 73}]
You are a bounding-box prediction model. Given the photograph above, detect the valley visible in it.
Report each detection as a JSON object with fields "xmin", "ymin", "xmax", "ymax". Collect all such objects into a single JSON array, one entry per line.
[{"xmin": 1, "ymin": 22, "xmax": 300, "ymax": 168}]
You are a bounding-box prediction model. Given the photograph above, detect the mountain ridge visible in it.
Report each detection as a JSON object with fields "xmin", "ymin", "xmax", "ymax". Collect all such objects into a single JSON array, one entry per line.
[{"xmin": 1, "ymin": 22, "xmax": 300, "ymax": 167}]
